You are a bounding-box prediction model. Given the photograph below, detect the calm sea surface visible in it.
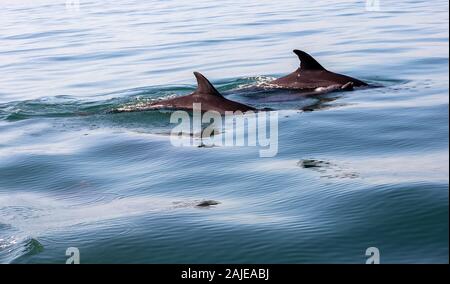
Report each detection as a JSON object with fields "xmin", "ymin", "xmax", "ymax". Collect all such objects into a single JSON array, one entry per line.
[{"xmin": 0, "ymin": 0, "xmax": 448, "ymax": 263}]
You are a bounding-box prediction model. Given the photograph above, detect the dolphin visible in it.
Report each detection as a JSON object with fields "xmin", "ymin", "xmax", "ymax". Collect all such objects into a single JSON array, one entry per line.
[
  {"xmin": 114, "ymin": 72, "xmax": 255, "ymax": 114},
  {"xmin": 270, "ymin": 50, "xmax": 368, "ymax": 91}
]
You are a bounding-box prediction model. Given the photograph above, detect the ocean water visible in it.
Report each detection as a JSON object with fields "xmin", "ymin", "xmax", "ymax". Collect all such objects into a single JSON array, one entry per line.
[{"xmin": 0, "ymin": 0, "xmax": 448, "ymax": 264}]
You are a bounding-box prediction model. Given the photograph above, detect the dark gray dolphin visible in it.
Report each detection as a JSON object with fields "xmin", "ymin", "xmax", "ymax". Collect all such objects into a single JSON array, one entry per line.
[
  {"xmin": 115, "ymin": 72, "xmax": 255, "ymax": 114},
  {"xmin": 270, "ymin": 50, "xmax": 368, "ymax": 90}
]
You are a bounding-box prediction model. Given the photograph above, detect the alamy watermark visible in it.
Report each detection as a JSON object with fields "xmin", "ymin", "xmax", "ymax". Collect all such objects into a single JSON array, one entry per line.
[
  {"xmin": 66, "ymin": 0, "xmax": 80, "ymax": 12},
  {"xmin": 63, "ymin": 246, "xmax": 379, "ymax": 263},
  {"xmin": 66, "ymin": 247, "xmax": 80, "ymax": 264},
  {"xmin": 169, "ymin": 104, "xmax": 279, "ymax": 158},
  {"xmin": 365, "ymin": 247, "xmax": 380, "ymax": 264}
]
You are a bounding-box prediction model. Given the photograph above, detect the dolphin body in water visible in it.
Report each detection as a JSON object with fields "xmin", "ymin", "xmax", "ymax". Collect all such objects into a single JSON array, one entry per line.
[
  {"xmin": 114, "ymin": 72, "xmax": 255, "ymax": 114},
  {"xmin": 270, "ymin": 50, "xmax": 368, "ymax": 91}
]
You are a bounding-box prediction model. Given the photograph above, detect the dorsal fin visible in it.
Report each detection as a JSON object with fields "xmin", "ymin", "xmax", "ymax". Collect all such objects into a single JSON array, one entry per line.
[
  {"xmin": 293, "ymin": 49, "xmax": 326, "ymax": 71},
  {"xmin": 193, "ymin": 72, "xmax": 222, "ymax": 97}
]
